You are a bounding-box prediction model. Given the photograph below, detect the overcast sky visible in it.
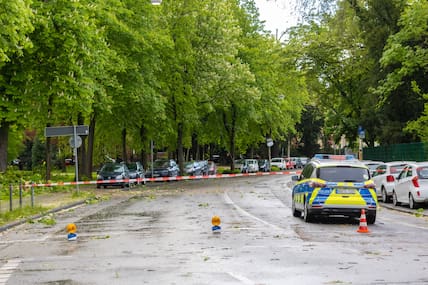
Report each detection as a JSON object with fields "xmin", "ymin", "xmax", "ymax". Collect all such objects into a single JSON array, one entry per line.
[{"xmin": 254, "ymin": 0, "xmax": 300, "ymax": 36}]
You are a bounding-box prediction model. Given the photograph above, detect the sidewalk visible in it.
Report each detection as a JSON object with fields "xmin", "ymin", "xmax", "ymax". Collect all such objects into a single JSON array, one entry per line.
[{"xmin": 0, "ymin": 186, "xmax": 142, "ymax": 232}]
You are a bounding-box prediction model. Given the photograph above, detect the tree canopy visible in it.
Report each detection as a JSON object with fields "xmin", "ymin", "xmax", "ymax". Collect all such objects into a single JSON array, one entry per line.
[{"xmin": 1, "ymin": 0, "xmax": 427, "ymax": 174}]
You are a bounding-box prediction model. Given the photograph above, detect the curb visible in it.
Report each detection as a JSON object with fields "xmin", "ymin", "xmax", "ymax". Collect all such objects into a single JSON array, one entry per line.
[
  {"xmin": 0, "ymin": 199, "xmax": 87, "ymax": 233},
  {"xmin": 380, "ymin": 202, "xmax": 428, "ymax": 217}
]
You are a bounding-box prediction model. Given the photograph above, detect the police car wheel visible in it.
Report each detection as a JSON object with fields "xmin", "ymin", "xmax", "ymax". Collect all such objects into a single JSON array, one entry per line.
[
  {"xmin": 303, "ymin": 202, "xmax": 313, "ymax": 223},
  {"xmin": 367, "ymin": 214, "xmax": 376, "ymax": 224},
  {"xmin": 292, "ymin": 201, "xmax": 301, "ymax": 217}
]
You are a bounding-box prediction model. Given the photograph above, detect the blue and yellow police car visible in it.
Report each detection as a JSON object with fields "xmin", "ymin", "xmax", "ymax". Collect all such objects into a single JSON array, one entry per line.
[{"xmin": 291, "ymin": 154, "xmax": 378, "ymax": 224}]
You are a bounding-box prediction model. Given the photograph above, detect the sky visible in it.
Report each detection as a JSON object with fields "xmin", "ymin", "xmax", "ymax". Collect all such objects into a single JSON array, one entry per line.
[{"xmin": 254, "ymin": 0, "xmax": 300, "ymax": 37}]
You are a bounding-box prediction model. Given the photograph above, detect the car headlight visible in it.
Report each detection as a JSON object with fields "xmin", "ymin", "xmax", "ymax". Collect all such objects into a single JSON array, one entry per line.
[{"xmin": 97, "ymin": 175, "xmax": 103, "ymax": 180}]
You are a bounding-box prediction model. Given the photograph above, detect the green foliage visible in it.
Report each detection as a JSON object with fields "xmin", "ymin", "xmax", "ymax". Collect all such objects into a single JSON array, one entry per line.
[
  {"xmin": 381, "ymin": 0, "xmax": 428, "ymax": 140},
  {"xmin": 0, "ymin": 206, "xmax": 49, "ymax": 226},
  {"xmin": 2, "ymin": 0, "xmax": 425, "ymax": 174},
  {"xmin": 0, "ymin": 0, "xmax": 34, "ymax": 63},
  {"xmin": 38, "ymin": 213, "xmax": 56, "ymax": 226}
]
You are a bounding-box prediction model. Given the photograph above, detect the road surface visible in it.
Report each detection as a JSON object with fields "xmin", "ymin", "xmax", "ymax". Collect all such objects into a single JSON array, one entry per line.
[{"xmin": 1, "ymin": 174, "xmax": 428, "ymax": 284}]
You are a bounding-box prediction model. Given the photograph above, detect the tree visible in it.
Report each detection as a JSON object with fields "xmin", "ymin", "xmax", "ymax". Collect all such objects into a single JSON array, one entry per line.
[
  {"xmin": 21, "ymin": 0, "xmax": 118, "ymax": 180},
  {"xmin": 0, "ymin": 0, "xmax": 33, "ymax": 172},
  {"xmin": 381, "ymin": 0, "xmax": 428, "ymax": 140}
]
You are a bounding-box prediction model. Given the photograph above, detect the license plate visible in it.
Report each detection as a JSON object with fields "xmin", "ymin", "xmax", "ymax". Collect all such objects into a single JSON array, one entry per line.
[{"xmin": 336, "ymin": 188, "xmax": 355, "ymax": 194}]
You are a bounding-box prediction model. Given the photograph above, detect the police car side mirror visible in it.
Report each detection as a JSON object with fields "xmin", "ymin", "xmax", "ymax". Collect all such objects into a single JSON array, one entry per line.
[{"xmin": 291, "ymin": 175, "xmax": 299, "ymax": 181}]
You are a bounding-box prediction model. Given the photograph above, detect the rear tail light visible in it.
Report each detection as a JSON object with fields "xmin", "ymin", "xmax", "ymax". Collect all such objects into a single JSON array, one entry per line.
[
  {"xmin": 386, "ymin": 175, "xmax": 395, "ymax": 182},
  {"xmin": 412, "ymin": 176, "xmax": 419, "ymax": 187}
]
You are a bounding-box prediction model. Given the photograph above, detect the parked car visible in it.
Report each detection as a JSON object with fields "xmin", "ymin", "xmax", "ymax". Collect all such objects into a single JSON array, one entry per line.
[
  {"xmin": 361, "ymin": 160, "xmax": 384, "ymax": 177},
  {"xmin": 291, "ymin": 156, "xmax": 377, "ymax": 224},
  {"xmin": 207, "ymin": 161, "xmax": 217, "ymax": 175},
  {"xmin": 270, "ymin": 157, "xmax": 286, "ymax": 170},
  {"xmin": 258, "ymin": 159, "xmax": 271, "ymax": 172},
  {"xmin": 96, "ymin": 162, "xmax": 130, "ymax": 188},
  {"xmin": 393, "ymin": 162, "xmax": 428, "ymax": 209},
  {"xmin": 126, "ymin": 161, "xmax": 146, "ymax": 185},
  {"xmin": 372, "ymin": 161, "xmax": 414, "ymax": 202},
  {"xmin": 146, "ymin": 159, "xmax": 179, "ymax": 178},
  {"xmin": 245, "ymin": 159, "xmax": 259, "ymax": 173},
  {"xmin": 184, "ymin": 161, "xmax": 204, "ymax": 176},
  {"xmin": 291, "ymin": 157, "xmax": 303, "ymax": 168},
  {"xmin": 285, "ymin": 158, "xmax": 296, "ymax": 169},
  {"xmin": 198, "ymin": 160, "xmax": 209, "ymax": 175},
  {"xmin": 234, "ymin": 159, "xmax": 259, "ymax": 173},
  {"xmin": 299, "ymin": 157, "xmax": 309, "ymax": 167}
]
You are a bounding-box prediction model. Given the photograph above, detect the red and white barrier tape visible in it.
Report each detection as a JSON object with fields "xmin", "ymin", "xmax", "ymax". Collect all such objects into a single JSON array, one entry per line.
[{"xmin": 24, "ymin": 170, "xmax": 300, "ymax": 188}]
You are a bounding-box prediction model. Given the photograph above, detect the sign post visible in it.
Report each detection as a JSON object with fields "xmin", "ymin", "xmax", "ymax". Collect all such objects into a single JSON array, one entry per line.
[
  {"xmin": 45, "ymin": 125, "xmax": 89, "ymax": 192},
  {"xmin": 266, "ymin": 138, "xmax": 274, "ymax": 165},
  {"xmin": 358, "ymin": 126, "xmax": 365, "ymax": 160}
]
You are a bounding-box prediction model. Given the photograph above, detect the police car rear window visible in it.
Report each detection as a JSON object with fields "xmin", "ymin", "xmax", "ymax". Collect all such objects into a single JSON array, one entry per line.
[{"xmin": 317, "ymin": 166, "xmax": 369, "ymax": 182}]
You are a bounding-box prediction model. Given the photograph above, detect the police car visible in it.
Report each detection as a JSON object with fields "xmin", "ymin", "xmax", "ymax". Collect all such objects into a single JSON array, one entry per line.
[{"xmin": 291, "ymin": 154, "xmax": 378, "ymax": 224}]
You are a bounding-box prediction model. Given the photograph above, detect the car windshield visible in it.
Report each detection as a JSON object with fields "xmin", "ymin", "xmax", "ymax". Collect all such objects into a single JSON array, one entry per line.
[
  {"xmin": 317, "ymin": 166, "xmax": 369, "ymax": 182},
  {"xmin": 153, "ymin": 160, "xmax": 169, "ymax": 168},
  {"xmin": 126, "ymin": 163, "xmax": 138, "ymax": 171},
  {"xmin": 185, "ymin": 162, "xmax": 196, "ymax": 168},
  {"xmin": 102, "ymin": 164, "xmax": 123, "ymax": 172}
]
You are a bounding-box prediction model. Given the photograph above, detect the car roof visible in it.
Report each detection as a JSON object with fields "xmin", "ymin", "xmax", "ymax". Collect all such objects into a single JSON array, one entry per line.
[{"xmin": 383, "ymin": 161, "xmax": 415, "ymax": 166}]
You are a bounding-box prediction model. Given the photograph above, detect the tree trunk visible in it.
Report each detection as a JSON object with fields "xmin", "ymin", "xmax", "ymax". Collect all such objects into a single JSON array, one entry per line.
[
  {"xmin": 140, "ymin": 125, "xmax": 148, "ymax": 168},
  {"xmin": 224, "ymin": 104, "xmax": 237, "ymax": 171},
  {"xmin": 77, "ymin": 114, "xmax": 86, "ymax": 180},
  {"xmin": 121, "ymin": 128, "xmax": 127, "ymax": 163},
  {"xmin": 45, "ymin": 136, "xmax": 51, "ymax": 181},
  {"xmin": 81, "ymin": 114, "xmax": 96, "ymax": 178},
  {"xmin": 177, "ymin": 122, "xmax": 184, "ymax": 175},
  {"xmin": 0, "ymin": 121, "xmax": 9, "ymax": 172}
]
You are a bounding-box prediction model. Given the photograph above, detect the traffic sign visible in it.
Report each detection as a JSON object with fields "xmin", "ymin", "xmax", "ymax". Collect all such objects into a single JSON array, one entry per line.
[
  {"xmin": 266, "ymin": 138, "xmax": 274, "ymax": 147},
  {"xmin": 45, "ymin": 125, "xmax": 89, "ymax": 137},
  {"xmin": 69, "ymin": 135, "xmax": 82, "ymax": 148}
]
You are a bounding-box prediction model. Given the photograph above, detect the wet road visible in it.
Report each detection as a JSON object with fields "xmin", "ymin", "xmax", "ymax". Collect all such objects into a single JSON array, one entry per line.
[{"xmin": 1, "ymin": 175, "xmax": 428, "ymax": 284}]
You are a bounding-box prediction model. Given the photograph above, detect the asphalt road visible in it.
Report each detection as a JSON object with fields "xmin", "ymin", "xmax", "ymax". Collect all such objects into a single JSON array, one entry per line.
[{"xmin": 1, "ymin": 175, "xmax": 428, "ymax": 284}]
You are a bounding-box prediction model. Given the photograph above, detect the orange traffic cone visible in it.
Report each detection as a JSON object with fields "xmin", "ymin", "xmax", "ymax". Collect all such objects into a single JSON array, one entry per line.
[{"xmin": 357, "ymin": 209, "xmax": 370, "ymax": 233}]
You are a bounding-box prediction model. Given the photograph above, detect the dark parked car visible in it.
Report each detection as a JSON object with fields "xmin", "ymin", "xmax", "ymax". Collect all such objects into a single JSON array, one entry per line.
[
  {"xmin": 258, "ymin": 159, "xmax": 271, "ymax": 172},
  {"xmin": 146, "ymin": 159, "xmax": 179, "ymax": 178},
  {"xmin": 184, "ymin": 161, "xmax": 205, "ymax": 176},
  {"xmin": 126, "ymin": 162, "xmax": 146, "ymax": 185},
  {"xmin": 96, "ymin": 162, "xmax": 130, "ymax": 188}
]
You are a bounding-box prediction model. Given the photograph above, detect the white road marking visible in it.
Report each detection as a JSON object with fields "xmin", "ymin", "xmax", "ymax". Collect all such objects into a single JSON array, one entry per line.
[
  {"xmin": 223, "ymin": 191, "xmax": 284, "ymax": 231},
  {"xmin": 227, "ymin": 271, "xmax": 255, "ymax": 284},
  {"xmin": 0, "ymin": 259, "xmax": 21, "ymax": 285}
]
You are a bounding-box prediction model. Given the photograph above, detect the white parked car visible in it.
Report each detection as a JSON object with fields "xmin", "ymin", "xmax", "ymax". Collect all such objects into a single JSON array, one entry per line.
[
  {"xmin": 245, "ymin": 159, "xmax": 259, "ymax": 173},
  {"xmin": 393, "ymin": 162, "xmax": 428, "ymax": 209},
  {"xmin": 270, "ymin": 157, "xmax": 286, "ymax": 170},
  {"xmin": 234, "ymin": 159, "xmax": 259, "ymax": 173},
  {"xmin": 361, "ymin": 160, "xmax": 384, "ymax": 177},
  {"xmin": 372, "ymin": 161, "xmax": 413, "ymax": 202}
]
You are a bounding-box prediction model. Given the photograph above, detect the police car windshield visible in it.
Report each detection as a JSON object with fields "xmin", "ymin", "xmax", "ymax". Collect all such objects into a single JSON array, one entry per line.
[{"xmin": 317, "ymin": 166, "xmax": 369, "ymax": 182}]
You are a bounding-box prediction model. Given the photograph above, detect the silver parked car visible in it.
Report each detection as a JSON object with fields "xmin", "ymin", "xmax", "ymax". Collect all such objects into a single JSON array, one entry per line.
[
  {"xmin": 393, "ymin": 162, "xmax": 428, "ymax": 209},
  {"xmin": 372, "ymin": 161, "xmax": 414, "ymax": 202}
]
